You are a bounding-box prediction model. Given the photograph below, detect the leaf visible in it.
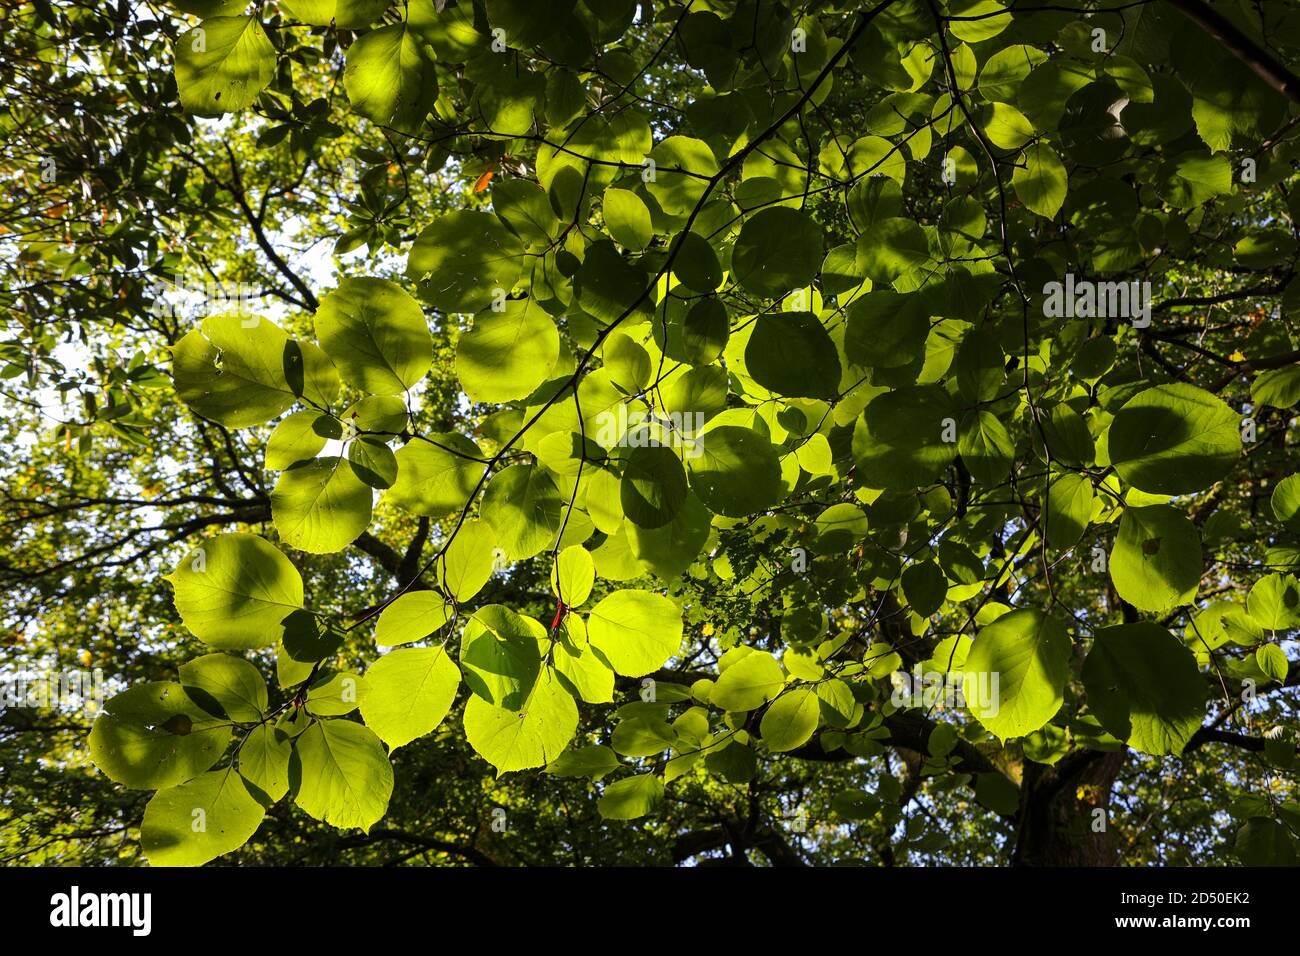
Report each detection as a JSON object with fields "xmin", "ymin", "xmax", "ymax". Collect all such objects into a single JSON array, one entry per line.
[
  {"xmin": 1082, "ymin": 622, "xmax": 1206, "ymax": 755},
  {"xmin": 89, "ymin": 684, "xmax": 233, "ymax": 790},
  {"xmin": 279, "ymin": 0, "xmax": 389, "ymax": 28},
  {"xmin": 1044, "ymin": 472, "xmax": 1094, "ymax": 549},
  {"xmin": 546, "ymin": 744, "xmax": 620, "ymax": 779},
  {"xmin": 463, "ymin": 668, "xmax": 578, "ymax": 774},
  {"xmin": 166, "ymin": 533, "xmax": 304, "ymax": 650},
  {"xmin": 709, "ymin": 651, "xmax": 785, "ymax": 712},
  {"xmin": 172, "ymin": 315, "xmax": 322, "ymax": 428},
  {"xmin": 179, "ymin": 653, "xmax": 267, "ymax": 722},
  {"xmin": 1247, "ymin": 573, "xmax": 1300, "ymax": 631},
  {"xmin": 290, "ymin": 719, "xmax": 393, "ymax": 831},
  {"xmin": 175, "ymin": 16, "xmax": 275, "ymax": 116},
  {"xmin": 439, "ymin": 519, "xmax": 499, "ymax": 601},
  {"xmin": 586, "ymin": 590, "xmax": 683, "ymax": 677},
  {"xmin": 314, "ymin": 277, "xmax": 433, "ymax": 395},
  {"xmin": 387, "ymin": 434, "xmax": 483, "ymax": 517},
  {"xmin": 270, "ymin": 457, "xmax": 374, "ymax": 554},
  {"xmin": 266, "ymin": 411, "xmax": 340, "ymax": 470},
  {"xmin": 759, "ymin": 688, "xmax": 820, "ymax": 752},
  {"xmin": 597, "ymin": 774, "xmax": 664, "ymax": 820},
  {"xmin": 902, "ymin": 560, "xmax": 946, "ymax": 617},
  {"xmin": 141, "ymin": 770, "xmax": 265, "ymax": 866},
  {"xmin": 1273, "ymin": 475, "xmax": 1300, "ymax": 530},
  {"xmin": 360, "ymin": 647, "xmax": 461, "ymax": 749},
  {"xmin": 374, "ymin": 591, "xmax": 452, "ymax": 647},
  {"xmin": 551, "ymin": 544, "xmax": 595, "ymax": 606},
  {"xmin": 686, "ymin": 425, "xmax": 781, "ymax": 517},
  {"xmin": 343, "ymin": 23, "xmax": 437, "ymax": 131},
  {"xmin": 603, "ymin": 187, "xmax": 653, "ymax": 250},
  {"xmin": 844, "ymin": 291, "xmax": 930, "ymax": 370},
  {"xmin": 238, "ymin": 724, "xmax": 292, "ymax": 803},
  {"xmin": 481, "ymin": 463, "xmax": 565, "ymax": 559},
  {"xmin": 459, "ymin": 605, "xmax": 543, "ymax": 707},
  {"xmin": 620, "ymin": 444, "xmax": 688, "ymax": 529},
  {"xmin": 1108, "ymin": 383, "xmax": 1241, "ymax": 494},
  {"xmin": 962, "ymin": 608, "xmax": 1071, "ymax": 741},
  {"xmin": 852, "ymin": 385, "xmax": 957, "ymax": 490},
  {"xmin": 854, "ymin": 216, "xmax": 930, "ymax": 282},
  {"xmin": 1252, "ymin": 366, "xmax": 1300, "ymax": 410},
  {"xmin": 1110, "ymin": 504, "xmax": 1202, "ymax": 613},
  {"xmin": 1013, "ymin": 143, "xmax": 1067, "ymax": 219},
  {"xmin": 407, "ymin": 210, "xmax": 525, "ymax": 313},
  {"xmin": 744, "ymin": 312, "xmax": 841, "ymax": 400},
  {"xmin": 731, "ymin": 207, "xmax": 824, "ymax": 297},
  {"xmin": 455, "ymin": 297, "xmax": 560, "ymax": 403}
]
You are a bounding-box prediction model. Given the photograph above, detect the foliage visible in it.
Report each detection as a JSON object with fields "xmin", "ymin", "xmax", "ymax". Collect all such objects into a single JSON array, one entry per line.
[{"xmin": 4, "ymin": 0, "xmax": 1300, "ymax": 868}]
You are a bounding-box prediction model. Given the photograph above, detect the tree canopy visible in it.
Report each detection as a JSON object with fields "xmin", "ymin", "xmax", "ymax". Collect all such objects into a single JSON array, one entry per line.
[{"xmin": 3, "ymin": 0, "xmax": 1300, "ymax": 867}]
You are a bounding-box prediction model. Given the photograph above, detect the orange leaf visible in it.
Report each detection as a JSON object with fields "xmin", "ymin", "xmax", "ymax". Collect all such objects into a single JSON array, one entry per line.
[{"xmin": 474, "ymin": 169, "xmax": 495, "ymax": 192}]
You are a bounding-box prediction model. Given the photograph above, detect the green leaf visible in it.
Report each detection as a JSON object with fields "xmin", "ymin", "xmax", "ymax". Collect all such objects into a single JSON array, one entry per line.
[
  {"xmin": 279, "ymin": 0, "xmax": 389, "ymax": 28},
  {"xmin": 407, "ymin": 210, "xmax": 525, "ymax": 313},
  {"xmin": 141, "ymin": 770, "xmax": 265, "ymax": 866},
  {"xmin": 1109, "ymin": 504, "xmax": 1202, "ymax": 613},
  {"xmin": 439, "ymin": 519, "xmax": 499, "ymax": 601},
  {"xmin": 845, "ymin": 291, "xmax": 930, "ymax": 370},
  {"xmin": 1044, "ymin": 472, "xmax": 1094, "ymax": 549},
  {"xmin": 314, "ymin": 278, "xmax": 432, "ymax": 395},
  {"xmin": 481, "ymin": 463, "xmax": 565, "ymax": 559},
  {"xmin": 854, "ymin": 217, "xmax": 930, "ymax": 282},
  {"xmin": 343, "ymin": 23, "xmax": 437, "ymax": 131},
  {"xmin": 852, "ymin": 386, "xmax": 957, "ymax": 490},
  {"xmin": 455, "ymin": 297, "xmax": 560, "ymax": 403},
  {"xmin": 612, "ymin": 716, "xmax": 676, "ymax": 757},
  {"xmin": 290, "ymin": 719, "xmax": 393, "ymax": 831},
  {"xmin": 360, "ymin": 647, "xmax": 461, "ymax": 749},
  {"xmin": 546, "ymin": 744, "xmax": 620, "ymax": 779},
  {"xmin": 387, "ymin": 434, "xmax": 483, "ymax": 517},
  {"xmin": 172, "ymin": 315, "xmax": 320, "ymax": 428},
  {"xmin": 603, "ymin": 186, "xmax": 653, "ymax": 250},
  {"xmin": 1108, "ymin": 384, "xmax": 1241, "ymax": 494},
  {"xmin": 1274, "ymin": 476, "xmax": 1300, "ymax": 530},
  {"xmin": 463, "ymin": 668, "xmax": 578, "ymax": 774},
  {"xmin": 1247, "ymin": 573, "xmax": 1300, "ymax": 631},
  {"xmin": 597, "ymin": 774, "xmax": 664, "ymax": 820},
  {"xmin": 238, "ymin": 724, "xmax": 292, "ymax": 803},
  {"xmin": 89, "ymin": 683, "xmax": 233, "ymax": 790},
  {"xmin": 962, "ymin": 608, "xmax": 1071, "ymax": 741},
  {"xmin": 460, "ymin": 605, "xmax": 543, "ymax": 707},
  {"xmin": 374, "ymin": 591, "xmax": 452, "ymax": 647},
  {"xmin": 744, "ymin": 312, "xmax": 841, "ymax": 400},
  {"xmin": 175, "ymin": 16, "xmax": 275, "ymax": 115},
  {"xmin": 710, "ymin": 651, "xmax": 785, "ymax": 712},
  {"xmin": 1082, "ymin": 622, "xmax": 1206, "ymax": 755},
  {"xmin": 587, "ymin": 590, "xmax": 683, "ymax": 677},
  {"xmin": 1235, "ymin": 818, "xmax": 1298, "ymax": 866},
  {"xmin": 759, "ymin": 688, "xmax": 820, "ymax": 752},
  {"xmin": 266, "ymin": 411, "xmax": 340, "ymax": 470},
  {"xmin": 551, "ymin": 544, "xmax": 595, "ymax": 606},
  {"xmin": 620, "ymin": 444, "xmax": 688, "ymax": 529},
  {"xmin": 166, "ymin": 533, "xmax": 304, "ymax": 650},
  {"xmin": 1013, "ymin": 143, "xmax": 1068, "ymax": 219},
  {"xmin": 645, "ymin": 135, "xmax": 719, "ymax": 215},
  {"xmin": 1252, "ymin": 366, "xmax": 1300, "ymax": 410},
  {"xmin": 179, "ymin": 653, "xmax": 267, "ymax": 722},
  {"xmin": 732, "ymin": 207, "xmax": 823, "ymax": 297},
  {"xmin": 958, "ymin": 410, "xmax": 1014, "ymax": 485},
  {"xmin": 686, "ymin": 425, "xmax": 781, "ymax": 517},
  {"xmin": 901, "ymin": 561, "xmax": 946, "ymax": 617},
  {"xmin": 270, "ymin": 457, "xmax": 374, "ymax": 554}
]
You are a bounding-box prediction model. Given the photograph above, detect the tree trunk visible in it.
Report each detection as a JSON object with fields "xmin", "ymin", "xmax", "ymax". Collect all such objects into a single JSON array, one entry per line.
[{"xmin": 1014, "ymin": 750, "xmax": 1126, "ymax": 866}]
